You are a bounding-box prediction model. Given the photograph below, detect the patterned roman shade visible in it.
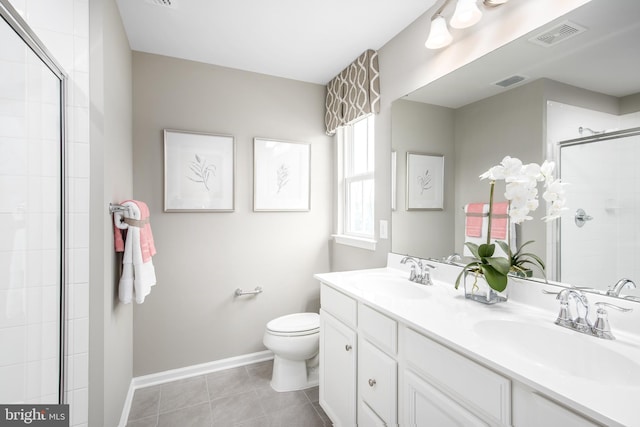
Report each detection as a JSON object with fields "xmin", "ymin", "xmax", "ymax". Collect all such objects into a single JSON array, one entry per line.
[{"xmin": 325, "ymin": 49, "xmax": 380, "ymax": 135}]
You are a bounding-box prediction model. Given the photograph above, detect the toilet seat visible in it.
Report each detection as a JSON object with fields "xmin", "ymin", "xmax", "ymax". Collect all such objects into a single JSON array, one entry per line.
[{"xmin": 266, "ymin": 313, "xmax": 319, "ymax": 337}]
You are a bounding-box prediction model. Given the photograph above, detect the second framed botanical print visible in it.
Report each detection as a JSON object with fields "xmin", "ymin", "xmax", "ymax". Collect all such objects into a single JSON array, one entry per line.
[{"xmin": 253, "ymin": 138, "xmax": 310, "ymax": 211}]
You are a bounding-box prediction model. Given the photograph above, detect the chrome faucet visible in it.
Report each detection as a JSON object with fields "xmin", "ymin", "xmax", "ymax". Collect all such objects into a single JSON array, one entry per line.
[
  {"xmin": 545, "ymin": 288, "xmax": 632, "ymax": 340},
  {"xmin": 566, "ymin": 289, "xmax": 592, "ymax": 334},
  {"xmin": 401, "ymin": 256, "xmax": 435, "ymax": 286},
  {"xmin": 607, "ymin": 278, "xmax": 636, "ymax": 297},
  {"xmin": 443, "ymin": 253, "xmax": 462, "ymax": 264}
]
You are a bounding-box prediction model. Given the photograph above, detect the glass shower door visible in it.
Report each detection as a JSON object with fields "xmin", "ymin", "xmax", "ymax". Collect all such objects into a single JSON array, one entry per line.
[{"xmin": 0, "ymin": 5, "xmax": 64, "ymax": 404}]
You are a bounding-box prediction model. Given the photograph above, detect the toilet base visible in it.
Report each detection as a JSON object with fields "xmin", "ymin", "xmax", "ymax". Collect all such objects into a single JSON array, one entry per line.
[{"xmin": 270, "ymin": 355, "xmax": 319, "ymax": 392}]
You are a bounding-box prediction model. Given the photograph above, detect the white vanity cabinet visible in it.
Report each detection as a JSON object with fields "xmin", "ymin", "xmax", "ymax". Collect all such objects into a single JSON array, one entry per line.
[
  {"xmin": 319, "ymin": 310, "xmax": 356, "ymax": 426},
  {"xmin": 319, "ymin": 285, "xmax": 357, "ymax": 427},
  {"xmin": 317, "ymin": 267, "xmax": 633, "ymax": 427},
  {"xmin": 319, "ymin": 283, "xmax": 398, "ymax": 426}
]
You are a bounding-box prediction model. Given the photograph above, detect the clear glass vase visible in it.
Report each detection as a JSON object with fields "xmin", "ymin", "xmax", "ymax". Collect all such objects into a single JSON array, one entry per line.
[{"xmin": 463, "ymin": 270, "xmax": 508, "ymax": 304}]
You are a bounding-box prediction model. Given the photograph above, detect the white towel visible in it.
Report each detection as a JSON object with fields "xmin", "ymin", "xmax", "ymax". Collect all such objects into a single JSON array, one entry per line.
[
  {"xmin": 463, "ymin": 203, "xmax": 516, "ymax": 258},
  {"xmin": 115, "ymin": 201, "xmax": 157, "ymax": 304}
]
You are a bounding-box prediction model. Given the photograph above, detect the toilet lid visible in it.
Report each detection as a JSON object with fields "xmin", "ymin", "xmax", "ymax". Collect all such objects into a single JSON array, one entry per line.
[{"xmin": 267, "ymin": 312, "xmax": 319, "ymax": 334}]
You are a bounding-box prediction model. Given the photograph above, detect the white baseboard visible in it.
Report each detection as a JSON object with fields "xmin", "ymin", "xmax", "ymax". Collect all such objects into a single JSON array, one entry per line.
[{"xmin": 119, "ymin": 350, "xmax": 274, "ymax": 426}]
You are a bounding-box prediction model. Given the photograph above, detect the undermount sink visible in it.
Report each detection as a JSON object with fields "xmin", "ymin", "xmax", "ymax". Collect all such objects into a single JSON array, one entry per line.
[
  {"xmin": 348, "ymin": 271, "xmax": 430, "ymax": 299},
  {"xmin": 474, "ymin": 320, "xmax": 640, "ymax": 387}
]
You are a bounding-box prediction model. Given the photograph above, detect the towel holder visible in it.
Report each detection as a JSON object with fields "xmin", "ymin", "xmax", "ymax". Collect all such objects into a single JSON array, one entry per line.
[
  {"xmin": 234, "ymin": 286, "xmax": 263, "ymax": 297},
  {"xmin": 109, "ymin": 203, "xmax": 131, "ymax": 214}
]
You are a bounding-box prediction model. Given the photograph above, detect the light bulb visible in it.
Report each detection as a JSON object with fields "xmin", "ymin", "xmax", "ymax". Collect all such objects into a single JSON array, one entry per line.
[
  {"xmin": 450, "ymin": 0, "xmax": 483, "ymax": 29},
  {"xmin": 425, "ymin": 15, "xmax": 453, "ymax": 49}
]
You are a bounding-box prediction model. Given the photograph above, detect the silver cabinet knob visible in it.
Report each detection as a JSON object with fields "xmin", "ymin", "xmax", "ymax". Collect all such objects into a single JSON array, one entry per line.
[
  {"xmin": 368, "ymin": 379, "xmax": 376, "ymax": 387},
  {"xmin": 345, "ymin": 344, "xmax": 352, "ymax": 351}
]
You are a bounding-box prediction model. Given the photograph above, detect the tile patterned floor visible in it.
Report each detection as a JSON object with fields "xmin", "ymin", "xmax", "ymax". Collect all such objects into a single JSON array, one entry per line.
[{"xmin": 126, "ymin": 360, "xmax": 330, "ymax": 427}]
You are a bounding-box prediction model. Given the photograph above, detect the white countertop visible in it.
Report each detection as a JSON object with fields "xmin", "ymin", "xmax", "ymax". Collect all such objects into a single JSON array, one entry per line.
[{"xmin": 315, "ymin": 260, "xmax": 640, "ymax": 427}]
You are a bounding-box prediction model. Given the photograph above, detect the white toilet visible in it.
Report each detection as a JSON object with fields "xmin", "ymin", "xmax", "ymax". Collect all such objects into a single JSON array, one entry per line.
[{"xmin": 263, "ymin": 312, "xmax": 320, "ymax": 392}]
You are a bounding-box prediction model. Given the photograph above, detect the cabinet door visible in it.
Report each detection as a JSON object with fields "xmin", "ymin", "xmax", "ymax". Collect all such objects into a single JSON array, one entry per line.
[
  {"xmin": 513, "ymin": 385, "xmax": 601, "ymax": 427},
  {"xmin": 403, "ymin": 370, "xmax": 489, "ymax": 427},
  {"xmin": 319, "ymin": 309, "xmax": 357, "ymax": 427},
  {"xmin": 359, "ymin": 338, "xmax": 397, "ymax": 426},
  {"xmin": 358, "ymin": 400, "xmax": 387, "ymax": 427}
]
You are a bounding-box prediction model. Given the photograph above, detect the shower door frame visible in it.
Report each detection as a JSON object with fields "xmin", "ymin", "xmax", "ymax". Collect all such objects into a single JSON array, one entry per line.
[
  {"xmin": 0, "ymin": 0, "xmax": 68, "ymax": 404},
  {"xmin": 551, "ymin": 126, "xmax": 640, "ymax": 285}
]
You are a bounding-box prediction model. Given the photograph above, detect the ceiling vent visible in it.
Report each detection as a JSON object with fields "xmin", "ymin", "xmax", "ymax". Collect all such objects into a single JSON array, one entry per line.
[
  {"xmin": 493, "ymin": 75, "xmax": 527, "ymax": 88},
  {"xmin": 528, "ymin": 20, "xmax": 586, "ymax": 47},
  {"xmin": 145, "ymin": 0, "xmax": 174, "ymax": 8}
]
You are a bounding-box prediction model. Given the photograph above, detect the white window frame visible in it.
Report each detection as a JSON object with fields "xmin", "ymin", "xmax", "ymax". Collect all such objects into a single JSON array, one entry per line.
[{"xmin": 333, "ymin": 115, "xmax": 376, "ymax": 250}]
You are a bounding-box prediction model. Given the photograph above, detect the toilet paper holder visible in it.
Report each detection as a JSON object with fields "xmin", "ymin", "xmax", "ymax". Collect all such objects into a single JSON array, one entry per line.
[{"xmin": 234, "ymin": 286, "xmax": 263, "ymax": 297}]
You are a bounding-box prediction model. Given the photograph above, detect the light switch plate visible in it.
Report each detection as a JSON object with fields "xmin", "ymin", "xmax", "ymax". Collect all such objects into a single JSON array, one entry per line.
[{"xmin": 380, "ymin": 220, "xmax": 388, "ymax": 239}]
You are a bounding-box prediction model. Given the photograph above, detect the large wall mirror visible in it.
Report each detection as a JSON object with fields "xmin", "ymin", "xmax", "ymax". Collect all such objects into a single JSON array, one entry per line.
[{"xmin": 391, "ymin": 0, "xmax": 640, "ymax": 301}]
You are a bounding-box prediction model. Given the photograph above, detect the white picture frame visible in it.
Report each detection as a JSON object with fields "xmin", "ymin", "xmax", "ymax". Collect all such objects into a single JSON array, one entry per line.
[
  {"xmin": 253, "ymin": 138, "xmax": 311, "ymax": 212},
  {"xmin": 164, "ymin": 129, "xmax": 235, "ymax": 212},
  {"xmin": 406, "ymin": 152, "xmax": 444, "ymax": 210}
]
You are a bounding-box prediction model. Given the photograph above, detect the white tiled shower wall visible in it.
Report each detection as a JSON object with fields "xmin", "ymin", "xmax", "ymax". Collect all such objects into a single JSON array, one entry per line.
[{"xmin": 6, "ymin": 0, "xmax": 90, "ymax": 425}]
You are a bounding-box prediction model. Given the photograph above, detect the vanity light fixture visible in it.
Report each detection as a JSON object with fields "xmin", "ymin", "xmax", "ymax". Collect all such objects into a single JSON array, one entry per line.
[
  {"xmin": 450, "ymin": 0, "xmax": 483, "ymax": 29},
  {"xmin": 425, "ymin": 15, "xmax": 453, "ymax": 49},
  {"xmin": 425, "ymin": 0, "xmax": 510, "ymax": 50}
]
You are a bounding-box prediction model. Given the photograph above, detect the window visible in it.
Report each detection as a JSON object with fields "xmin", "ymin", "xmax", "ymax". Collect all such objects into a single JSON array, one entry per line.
[{"xmin": 335, "ymin": 115, "xmax": 375, "ymax": 249}]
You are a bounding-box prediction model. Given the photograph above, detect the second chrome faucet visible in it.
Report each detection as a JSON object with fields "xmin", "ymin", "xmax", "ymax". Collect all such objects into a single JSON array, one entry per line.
[{"xmin": 547, "ymin": 288, "xmax": 632, "ymax": 340}]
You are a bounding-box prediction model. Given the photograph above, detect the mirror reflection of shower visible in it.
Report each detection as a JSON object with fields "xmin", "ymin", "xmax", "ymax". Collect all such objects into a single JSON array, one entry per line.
[{"xmin": 548, "ymin": 101, "xmax": 640, "ymax": 299}]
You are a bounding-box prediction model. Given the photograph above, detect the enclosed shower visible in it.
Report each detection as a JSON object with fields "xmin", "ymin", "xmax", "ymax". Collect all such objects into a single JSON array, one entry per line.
[
  {"xmin": 558, "ymin": 128, "xmax": 640, "ymax": 295},
  {"xmin": 0, "ymin": 1, "xmax": 66, "ymax": 404}
]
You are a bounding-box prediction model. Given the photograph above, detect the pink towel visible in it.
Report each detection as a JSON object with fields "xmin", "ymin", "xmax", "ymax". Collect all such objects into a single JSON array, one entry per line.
[
  {"xmin": 465, "ymin": 203, "xmax": 485, "ymax": 237},
  {"xmin": 490, "ymin": 202, "xmax": 509, "ymax": 240},
  {"xmin": 113, "ymin": 200, "xmax": 156, "ymax": 263}
]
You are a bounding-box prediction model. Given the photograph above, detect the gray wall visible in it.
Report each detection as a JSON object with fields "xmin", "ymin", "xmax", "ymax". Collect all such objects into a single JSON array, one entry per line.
[
  {"xmin": 131, "ymin": 52, "xmax": 332, "ymax": 375},
  {"xmin": 89, "ymin": 0, "xmax": 134, "ymax": 425},
  {"xmin": 391, "ymin": 100, "xmax": 455, "ymax": 259}
]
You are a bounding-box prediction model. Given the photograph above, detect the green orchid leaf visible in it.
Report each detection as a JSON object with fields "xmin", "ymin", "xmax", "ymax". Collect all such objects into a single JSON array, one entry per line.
[
  {"xmin": 495, "ymin": 240, "xmax": 512, "ymax": 258},
  {"xmin": 513, "ymin": 240, "xmax": 535, "ymax": 257},
  {"xmin": 518, "ymin": 252, "xmax": 546, "ymax": 270},
  {"xmin": 477, "ymin": 243, "xmax": 495, "ymax": 258},
  {"xmin": 454, "ymin": 263, "xmax": 480, "ymax": 289},
  {"xmin": 486, "ymin": 256, "xmax": 511, "ymax": 275},
  {"xmin": 479, "ymin": 264, "xmax": 508, "ymax": 292},
  {"xmin": 464, "ymin": 242, "xmax": 480, "ymax": 259}
]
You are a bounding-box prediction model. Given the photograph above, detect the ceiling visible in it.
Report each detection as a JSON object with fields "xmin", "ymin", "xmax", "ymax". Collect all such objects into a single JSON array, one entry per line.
[
  {"xmin": 115, "ymin": 0, "xmax": 437, "ymax": 85},
  {"xmin": 405, "ymin": 0, "xmax": 640, "ymax": 108}
]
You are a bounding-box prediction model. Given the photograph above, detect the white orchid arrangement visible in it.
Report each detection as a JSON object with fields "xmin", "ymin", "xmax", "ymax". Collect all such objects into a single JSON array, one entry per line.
[
  {"xmin": 480, "ymin": 156, "xmax": 567, "ymax": 224},
  {"xmin": 455, "ymin": 156, "xmax": 568, "ymax": 293}
]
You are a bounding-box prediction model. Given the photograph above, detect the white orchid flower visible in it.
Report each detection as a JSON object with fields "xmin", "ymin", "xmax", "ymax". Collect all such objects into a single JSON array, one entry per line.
[
  {"xmin": 480, "ymin": 165, "xmax": 505, "ymax": 180},
  {"xmin": 540, "ymin": 160, "xmax": 555, "ymax": 181},
  {"xmin": 500, "ymin": 156, "xmax": 523, "ymax": 178},
  {"xmin": 482, "ymin": 156, "xmax": 567, "ymax": 227},
  {"xmin": 509, "ymin": 206, "xmax": 533, "ymax": 224}
]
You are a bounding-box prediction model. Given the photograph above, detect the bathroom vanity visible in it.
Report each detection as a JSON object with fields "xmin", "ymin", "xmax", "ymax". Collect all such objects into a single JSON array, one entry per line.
[{"xmin": 316, "ymin": 255, "xmax": 640, "ymax": 427}]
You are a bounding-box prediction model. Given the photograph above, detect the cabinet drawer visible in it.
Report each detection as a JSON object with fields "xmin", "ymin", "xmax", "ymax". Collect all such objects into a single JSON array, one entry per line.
[
  {"xmin": 359, "ymin": 338, "xmax": 397, "ymax": 425},
  {"xmin": 404, "ymin": 327, "xmax": 510, "ymax": 424},
  {"xmin": 321, "ymin": 283, "xmax": 357, "ymax": 328},
  {"xmin": 359, "ymin": 303, "xmax": 397, "ymax": 355}
]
